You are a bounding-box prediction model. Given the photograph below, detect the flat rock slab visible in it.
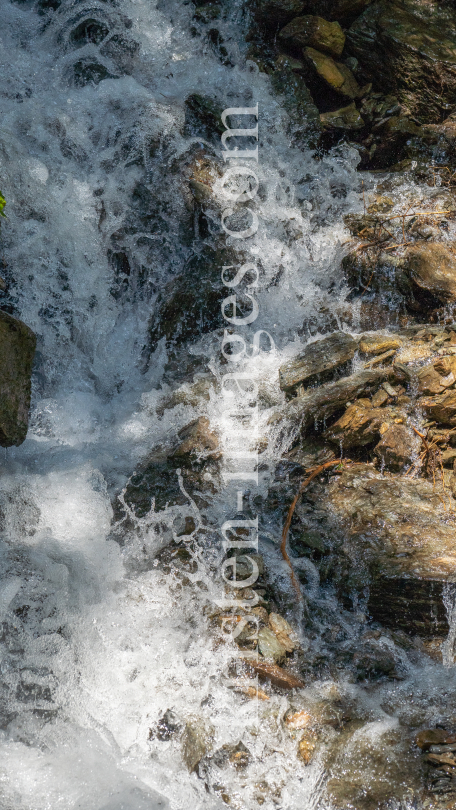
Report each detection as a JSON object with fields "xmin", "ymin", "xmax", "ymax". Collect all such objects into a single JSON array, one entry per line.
[
  {"xmin": 282, "ymin": 367, "xmax": 395, "ymax": 430},
  {"xmin": 325, "ymin": 464, "xmax": 456, "ymax": 635},
  {"xmin": 0, "ymin": 311, "xmax": 36, "ymax": 447},
  {"xmin": 279, "ymin": 331, "xmax": 358, "ymax": 392}
]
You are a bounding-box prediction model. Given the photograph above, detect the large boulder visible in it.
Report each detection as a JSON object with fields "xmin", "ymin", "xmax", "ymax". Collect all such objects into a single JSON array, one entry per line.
[
  {"xmin": 325, "ymin": 464, "xmax": 456, "ymax": 635},
  {"xmin": 347, "ymin": 0, "xmax": 456, "ymax": 123},
  {"xmin": 0, "ymin": 311, "xmax": 36, "ymax": 447}
]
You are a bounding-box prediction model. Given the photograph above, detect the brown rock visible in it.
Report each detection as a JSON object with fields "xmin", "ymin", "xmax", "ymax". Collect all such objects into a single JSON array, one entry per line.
[
  {"xmin": 172, "ymin": 416, "xmax": 220, "ymax": 458},
  {"xmin": 303, "ymin": 47, "xmax": 361, "ymax": 98},
  {"xmin": 325, "ymin": 464, "xmax": 456, "ymax": 634},
  {"xmin": 416, "ymin": 729, "xmax": 456, "ymax": 751},
  {"xmin": 359, "ymin": 334, "xmax": 402, "ymax": 355},
  {"xmin": 325, "ymin": 403, "xmax": 391, "ymax": 449},
  {"xmin": 297, "ymin": 732, "xmax": 316, "ymax": 764},
  {"xmin": 279, "ymin": 16, "xmax": 345, "ymax": 58},
  {"xmin": 402, "ymin": 243, "xmax": 456, "ymax": 304},
  {"xmin": 374, "ymin": 424, "xmax": 419, "ymax": 471},
  {"xmin": 326, "ymin": 723, "xmax": 419, "ymax": 809},
  {"xmin": 268, "ymin": 612, "xmax": 297, "ymax": 652},
  {"xmin": 417, "ymin": 364, "xmax": 447, "ymax": 396},
  {"xmin": 421, "ymin": 389, "xmax": 456, "ymax": 425},
  {"xmin": 320, "ymin": 102, "xmax": 364, "ymax": 130},
  {"xmin": 236, "ymin": 684, "xmax": 270, "ymax": 700},
  {"xmin": 0, "ymin": 311, "xmax": 36, "ymax": 447},
  {"xmin": 244, "ymin": 659, "xmax": 305, "ymax": 690},
  {"xmin": 279, "ymin": 331, "xmax": 357, "ymax": 392},
  {"xmin": 371, "ymin": 389, "xmax": 389, "ymax": 407},
  {"xmin": 181, "ymin": 719, "xmax": 214, "ymax": 772},
  {"xmin": 285, "ymin": 710, "xmax": 313, "ymax": 730},
  {"xmin": 281, "ymin": 367, "xmax": 397, "ymax": 433},
  {"xmin": 441, "ymin": 448, "xmax": 456, "ymax": 467}
]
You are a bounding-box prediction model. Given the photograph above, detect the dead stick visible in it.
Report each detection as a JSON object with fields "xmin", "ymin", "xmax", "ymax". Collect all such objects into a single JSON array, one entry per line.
[{"xmin": 280, "ymin": 459, "xmax": 342, "ymax": 599}]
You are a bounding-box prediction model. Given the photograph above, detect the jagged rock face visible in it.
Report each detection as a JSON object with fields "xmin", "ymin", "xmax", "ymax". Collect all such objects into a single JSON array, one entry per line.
[
  {"xmin": 0, "ymin": 311, "xmax": 36, "ymax": 447},
  {"xmin": 325, "ymin": 464, "xmax": 456, "ymax": 634},
  {"xmin": 279, "ymin": 331, "xmax": 358, "ymax": 392},
  {"xmin": 347, "ymin": 0, "xmax": 456, "ymax": 123},
  {"xmin": 324, "ymin": 402, "xmax": 393, "ymax": 449}
]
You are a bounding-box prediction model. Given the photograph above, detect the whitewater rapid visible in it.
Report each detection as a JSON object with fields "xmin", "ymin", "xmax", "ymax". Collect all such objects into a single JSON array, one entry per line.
[{"xmin": 2, "ymin": 1, "xmax": 454, "ymax": 808}]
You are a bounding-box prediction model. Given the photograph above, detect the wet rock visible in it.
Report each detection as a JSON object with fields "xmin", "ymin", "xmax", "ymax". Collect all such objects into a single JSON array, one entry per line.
[
  {"xmin": 251, "ymin": 0, "xmax": 307, "ymax": 27},
  {"xmin": 297, "ymin": 732, "xmax": 317, "ymax": 764},
  {"xmin": 324, "ymin": 464, "xmax": 456, "ymax": 634},
  {"xmin": 147, "ymin": 244, "xmax": 236, "ymax": 353},
  {"xmin": 417, "ymin": 729, "xmax": 456, "ymax": 751},
  {"xmin": 279, "ymin": 331, "xmax": 358, "ymax": 393},
  {"xmin": 367, "ymin": 196, "xmax": 394, "ymax": 215},
  {"xmin": 99, "ymin": 35, "xmax": 140, "ymax": 74},
  {"xmin": 442, "ymin": 448, "xmax": 456, "ymax": 467},
  {"xmin": 416, "ymin": 355, "xmax": 456, "ymax": 396},
  {"xmin": 268, "ymin": 612, "xmax": 297, "ymax": 652},
  {"xmin": 181, "ymin": 718, "xmax": 214, "ymax": 772},
  {"xmin": 421, "ymin": 390, "xmax": 456, "ymax": 426},
  {"xmin": 0, "ymin": 311, "xmax": 36, "ymax": 447},
  {"xmin": 352, "ymin": 639, "xmax": 400, "ymax": 681},
  {"xmin": 371, "ymin": 388, "xmax": 389, "ymax": 407},
  {"xmin": 156, "ymin": 375, "xmax": 215, "ymax": 417},
  {"xmin": 326, "ymin": 0, "xmax": 374, "ymax": 21},
  {"xmin": 374, "ymin": 424, "xmax": 419, "ymax": 472},
  {"xmin": 359, "ymin": 334, "xmax": 401, "ymax": 355},
  {"xmin": 183, "ymin": 93, "xmax": 223, "ymax": 142},
  {"xmin": 281, "ymin": 367, "xmax": 397, "ymax": 432},
  {"xmin": 210, "ymin": 741, "xmax": 251, "ymax": 770},
  {"xmin": 303, "ymin": 48, "xmax": 361, "ymax": 98},
  {"xmin": 243, "ymin": 659, "xmax": 305, "ymax": 690},
  {"xmin": 320, "ymin": 101, "xmax": 364, "ymax": 130},
  {"xmin": 258, "ymin": 628, "xmax": 288, "ymax": 663},
  {"xmin": 285, "ymin": 709, "xmax": 313, "ymax": 729},
  {"xmin": 150, "ymin": 709, "xmax": 183, "ymax": 741},
  {"xmin": 270, "ymin": 61, "xmax": 322, "ymax": 146},
  {"xmin": 402, "ymin": 243, "xmax": 456, "ymax": 306},
  {"xmin": 171, "ymin": 417, "xmax": 220, "ymax": 460},
  {"xmin": 193, "ymin": 4, "xmax": 222, "ymax": 23},
  {"xmin": 347, "ymin": 0, "xmax": 456, "ymax": 123},
  {"xmin": 279, "ymin": 16, "xmax": 346, "ymax": 58},
  {"xmin": 324, "ymin": 403, "xmax": 391, "ymax": 449},
  {"xmin": 325, "ymin": 721, "xmax": 420, "ymax": 809},
  {"xmin": 71, "ymin": 59, "xmax": 115, "ymax": 87}
]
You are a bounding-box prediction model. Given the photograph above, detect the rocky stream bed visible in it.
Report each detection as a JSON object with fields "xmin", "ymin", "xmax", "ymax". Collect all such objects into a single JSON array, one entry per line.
[{"xmin": 4, "ymin": 0, "xmax": 456, "ymax": 808}]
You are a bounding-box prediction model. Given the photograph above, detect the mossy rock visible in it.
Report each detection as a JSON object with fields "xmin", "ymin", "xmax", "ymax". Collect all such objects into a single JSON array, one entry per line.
[{"xmin": 0, "ymin": 311, "xmax": 36, "ymax": 447}]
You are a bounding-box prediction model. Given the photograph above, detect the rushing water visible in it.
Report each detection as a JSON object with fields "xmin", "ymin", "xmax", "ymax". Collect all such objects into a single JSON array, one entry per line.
[{"xmin": 2, "ymin": 1, "xmax": 456, "ymax": 808}]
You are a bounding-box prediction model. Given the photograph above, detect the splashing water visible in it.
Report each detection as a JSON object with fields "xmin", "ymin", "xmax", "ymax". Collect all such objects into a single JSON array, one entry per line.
[{"xmin": 2, "ymin": 1, "xmax": 456, "ymax": 808}]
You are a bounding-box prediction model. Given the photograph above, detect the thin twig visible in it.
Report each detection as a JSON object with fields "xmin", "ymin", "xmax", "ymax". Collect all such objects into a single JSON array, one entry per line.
[{"xmin": 280, "ymin": 459, "xmax": 344, "ymax": 600}]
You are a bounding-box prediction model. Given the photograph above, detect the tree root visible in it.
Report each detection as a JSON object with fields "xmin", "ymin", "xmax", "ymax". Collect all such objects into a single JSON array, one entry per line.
[{"xmin": 280, "ymin": 458, "xmax": 347, "ymax": 601}]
